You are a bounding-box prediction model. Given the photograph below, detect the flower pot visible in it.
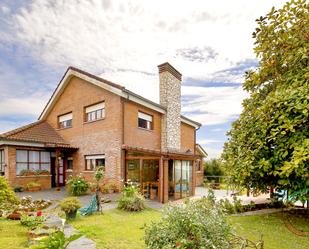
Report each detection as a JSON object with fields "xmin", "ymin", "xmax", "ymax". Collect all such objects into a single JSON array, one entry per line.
[
  {"xmin": 107, "ymin": 189, "xmax": 114, "ymax": 194},
  {"xmin": 7, "ymin": 212, "xmax": 22, "ymax": 220},
  {"xmin": 39, "ymin": 172, "xmax": 50, "ymax": 176},
  {"xmin": 28, "ymin": 186, "xmax": 41, "ymax": 192},
  {"xmin": 65, "ymin": 210, "xmax": 77, "ymax": 219},
  {"xmin": 22, "ymin": 172, "xmax": 36, "ymax": 176},
  {"xmin": 150, "ymin": 189, "xmax": 157, "ymax": 200}
]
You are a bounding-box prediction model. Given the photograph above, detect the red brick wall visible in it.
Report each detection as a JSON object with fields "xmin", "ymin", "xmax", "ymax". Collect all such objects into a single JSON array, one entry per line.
[
  {"xmin": 180, "ymin": 122, "xmax": 195, "ymax": 153},
  {"xmin": 123, "ymin": 101, "xmax": 161, "ymax": 150},
  {"xmin": 45, "ymin": 76, "xmax": 123, "ymax": 188},
  {"xmin": 5, "ymin": 146, "xmax": 52, "ymax": 190}
]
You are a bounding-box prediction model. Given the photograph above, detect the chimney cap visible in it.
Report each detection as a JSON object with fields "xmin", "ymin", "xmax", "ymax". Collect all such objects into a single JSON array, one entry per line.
[{"xmin": 158, "ymin": 62, "xmax": 182, "ymax": 81}]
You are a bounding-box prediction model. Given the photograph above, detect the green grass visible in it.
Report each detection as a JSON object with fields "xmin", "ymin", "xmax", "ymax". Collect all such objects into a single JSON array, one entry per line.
[
  {"xmin": 284, "ymin": 211, "xmax": 309, "ymax": 232},
  {"xmin": 0, "ymin": 218, "xmax": 28, "ymax": 248},
  {"xmin": 229, "ymin": 214, "xmax": 309, "ymax": 249},
  {"xmin": 70, "ymin": 209, "xmax": 161, "ymax": 249},
  {"xmin": 1, "ymin": 210, "xmax": 308, "ymax": 249}
]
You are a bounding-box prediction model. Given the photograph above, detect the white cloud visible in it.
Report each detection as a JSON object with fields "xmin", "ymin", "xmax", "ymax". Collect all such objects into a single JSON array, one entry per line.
[
  {"xmin": 0, "ymin": 94, "xmax": 48, "ymax": 117},
  {"xmin": 4, "ymin": 0, "xmax": 286, "ymax": 82},
  {"xmin": 203, "ymin": 147, "xmax": 223, "ymax": 159},
  {"xmin": 0, "ymin": 0, "xmax": 287, "ymax": 133},
  {"xmin": 198, "ymin": 139, "xmax": 224, "ymax": 145},
  {"xmin": 182, "ymin": 85, "xmax": 248, "ymax": 125}
]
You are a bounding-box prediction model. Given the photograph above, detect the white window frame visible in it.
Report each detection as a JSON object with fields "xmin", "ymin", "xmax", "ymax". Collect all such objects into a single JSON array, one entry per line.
[
  {"xmin": 85, "ymin": 154, "xmax": 105, "ymax": 171},
  {"xmin": 85, "ymin": 102, "xmax": 105, "ymax": 122},
  {"xmin": 138, "ymin": 111, "xmax": 153, "ymax": 130},
  {"xmin": 58, "ymin": 112, "xmax": 73, "ymax": 129}
]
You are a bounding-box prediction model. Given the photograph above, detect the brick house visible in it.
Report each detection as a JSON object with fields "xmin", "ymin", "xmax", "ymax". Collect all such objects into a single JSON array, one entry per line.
[{"xmin": 0, "ymin": 62, "xmax": 206, "ymax": 203}]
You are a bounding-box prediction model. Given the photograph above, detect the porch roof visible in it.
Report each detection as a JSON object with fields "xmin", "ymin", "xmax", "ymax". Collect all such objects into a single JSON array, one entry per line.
[
  {"xmin": 122, "ymin": 145, "xmax": 200, "ymax": 159},
  {"xmin": 0, "ymin": 121, "xmax": 77, "ymax": 149}
]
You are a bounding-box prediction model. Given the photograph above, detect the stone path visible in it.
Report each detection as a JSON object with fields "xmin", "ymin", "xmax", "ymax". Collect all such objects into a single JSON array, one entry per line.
[{"xmin": 44, "ymin": 214, "xmax": 96, "ymax": 249}]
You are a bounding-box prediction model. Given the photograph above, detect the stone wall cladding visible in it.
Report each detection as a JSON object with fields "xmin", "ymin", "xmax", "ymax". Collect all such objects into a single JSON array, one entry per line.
[
  {"xmin": 45, "ymin": 76, "xmax": 123, "ymax": 188},
  {"xmin": 159, "ymin": 70, "xmax": 181, "ymax": 151}
]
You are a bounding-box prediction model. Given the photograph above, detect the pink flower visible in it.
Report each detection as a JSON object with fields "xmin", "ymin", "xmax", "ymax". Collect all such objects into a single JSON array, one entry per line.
[{"xmin": 37, "ymin": 211, "xmax": 43, "ymax": 217}]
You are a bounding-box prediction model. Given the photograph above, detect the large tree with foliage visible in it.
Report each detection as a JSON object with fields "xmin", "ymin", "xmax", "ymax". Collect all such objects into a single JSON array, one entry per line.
[{"xmin": 222, "ymin": 0, "xmax": 309, "ymax": 200}]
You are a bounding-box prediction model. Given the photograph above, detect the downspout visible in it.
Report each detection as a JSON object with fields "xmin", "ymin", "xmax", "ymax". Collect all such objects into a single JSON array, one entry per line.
[{"xmin": 121, "ymin": 92, "xmax": 130, "ymax": 185}]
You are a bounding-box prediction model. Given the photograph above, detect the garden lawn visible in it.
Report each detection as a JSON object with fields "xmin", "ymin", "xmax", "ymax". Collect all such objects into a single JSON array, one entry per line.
[
  {"xmin": 71, "ymin": 209, "xmax": 161, "ymax": 249},
  {"xmin": 229, "ymin": 214, "xmax": 309, "ymax": 249},
  {"xmin": 0, "ymin": 218, "xmax": 28, "ymax": 248}
]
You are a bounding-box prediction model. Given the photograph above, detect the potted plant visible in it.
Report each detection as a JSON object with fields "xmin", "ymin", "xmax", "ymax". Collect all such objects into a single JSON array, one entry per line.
[
  {"xmin": 66, "ymin": 175, "xmax": 90, "ymax": 196},
  {"xmin": 27, "ymin": 181, "xmax": 41, "ymax": 192},
  {"xmin": 20, "ymin": 170, "xmax": 35, "ymax": 176},
  {"xmin": 60, "ymin": 197, "xmax": 81, "ymax": 219},
  {"xmin": 106, "ymin": 181, "xmax": 117, "ymax": 194}
]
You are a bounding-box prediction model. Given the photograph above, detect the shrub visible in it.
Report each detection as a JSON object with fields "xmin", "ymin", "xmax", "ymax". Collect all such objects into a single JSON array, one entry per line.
[
  {"xmin": 144, "ymin": 198, "xmax": 231, "ymax": 249},
  {"xmin": 219, "ymin": 196, "xmax": 244, "ymax": 214},
  {"xmin": 0, "ymin": 176, "xmax": 19, "ymax": 210},
  {"xmin": 219, "ymin": 199, "xmax": 236, "ymax": 214},
  {"xmin": 117, "ymin": 185, "xmax": 145, "ymax": 212},
  {"xmin": 60, "ymin": 197, "xmax": 81, "ymax": 213},
  {"xmin": 66, "ymin": 175, "xmax": 90, "ymax": 196},
  {"xmin": 14, "ymin": 185, "xmax": 24, "ymax": 192},
  {"xmin": 20, "ymin": 213, "xmax": 45, "ymax": 228}
]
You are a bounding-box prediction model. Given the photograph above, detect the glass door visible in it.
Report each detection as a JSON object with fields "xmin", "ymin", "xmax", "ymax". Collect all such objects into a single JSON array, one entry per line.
[
  {"xmin": 173, "ymin": 160, "xmax": 193, "ymax": 199},
  {"xmin": 174, "ymin": 160, "xmax": 182, "ymax": 200}
]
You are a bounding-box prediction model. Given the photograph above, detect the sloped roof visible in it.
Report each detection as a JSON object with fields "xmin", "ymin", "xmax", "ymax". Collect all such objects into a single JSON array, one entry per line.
[
  {"xmin": 0, "ymin": 121, "xmax": 71, "ymax": 147},
  {"xmin": 196, "ymin": 144, "xmax": 208, "ymax": 158},
  {"xmin": 39, "ymin": 66, "xmax": 201, "ymax": 128}
]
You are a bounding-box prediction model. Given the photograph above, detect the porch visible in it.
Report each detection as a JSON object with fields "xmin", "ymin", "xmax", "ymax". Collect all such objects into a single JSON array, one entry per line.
[{"xmin": 123, "ymin": 146, "xmax": 199, "ymax": 203}]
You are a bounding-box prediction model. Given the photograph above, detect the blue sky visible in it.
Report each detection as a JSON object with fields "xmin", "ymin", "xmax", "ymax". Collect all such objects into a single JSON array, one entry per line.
[{"xmin": 0, "ymin": 0, "xmax": 287, "ymax": 158}]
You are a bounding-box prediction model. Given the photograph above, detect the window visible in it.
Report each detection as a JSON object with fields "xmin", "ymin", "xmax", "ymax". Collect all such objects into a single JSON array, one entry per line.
[
  {"xmin": 85, "ymin": 102, "xmax": 105, "ymax": 122},
  {"xmin": 0, "ymin": 150, "xmax": 5, "ymax": 176},
  {"xmin": 138, "ymin": 111, "xmax": 153, "ymax": 130},
  {"xmin": 196, "ymin": 160, "xmax": 202, "ymax": 172},
  {"xmin": 67, "ymin": 157, "xmax": 73, "ymax": 170},
  {"xmin": 16, "ymin": 150, "xmax": 51, "ymax": 175},
  {"xmin": 85, "ymin": 155, "xmax": 105, "ymax": 171},
  {"xmin": 58, "ymin": 112, "xmax": 73, "ymax": 129}
]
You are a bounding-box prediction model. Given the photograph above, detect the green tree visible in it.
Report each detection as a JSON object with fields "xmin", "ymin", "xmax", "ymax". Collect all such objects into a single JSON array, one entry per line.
[
  {"xmin": 204, "ymin": 159, "xmax": 225, "ymax": 176},
  {"xmin": 222, "ymin": 0, "xmax": 309, "ymax": 200}
]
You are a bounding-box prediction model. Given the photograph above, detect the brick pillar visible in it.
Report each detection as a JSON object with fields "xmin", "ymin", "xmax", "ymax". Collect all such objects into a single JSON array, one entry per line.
[
  {"xmin": 163, "ymin": 159, "xmax": 169, "ymax": 203},
  {"xmin": 55, "ymin": 149, "xmax": 61, "ymax": 190}
]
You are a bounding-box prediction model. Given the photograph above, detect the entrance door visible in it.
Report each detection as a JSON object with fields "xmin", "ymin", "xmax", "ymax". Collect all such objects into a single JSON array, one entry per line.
[
  {"xmin": 173, "ymin": 160, "xmax": 193, "ymax": 200},
  {"xmin": 58, "ymin": 158, "xmax": 65, "ymax": 186},
  {"xmin": 51, "ymin": 157, "xmax": 56, "ymax": 188}
]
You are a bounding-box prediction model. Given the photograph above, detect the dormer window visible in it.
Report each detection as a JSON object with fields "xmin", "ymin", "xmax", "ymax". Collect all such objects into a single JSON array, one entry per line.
[
  {"xmin": 85, "ymin": 102, "xmax": 105, "ymax": 122},
  {"xmin": 58, "ymin": 112, "xmax": 73, "ymax": 129},
  {"xmin": 138, "ymin": 111, "xmax": 153, "ymax": 130}
]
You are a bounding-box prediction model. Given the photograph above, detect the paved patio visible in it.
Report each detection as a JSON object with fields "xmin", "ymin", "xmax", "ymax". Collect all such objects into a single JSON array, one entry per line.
[
  {"xmin": 194, "ymin": 187, "xmax": 271, "ymax": 205},
  {"xmin": 16, "ymin": 188, "xmax": 164, "ymax": 210},
  {"xmin": 17, "ymin": 187, "xmax": 271, "ymax": 210}
]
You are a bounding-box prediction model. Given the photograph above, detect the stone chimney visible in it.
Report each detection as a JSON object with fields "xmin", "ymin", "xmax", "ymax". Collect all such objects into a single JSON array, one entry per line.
[{"xmin": 158, "ymin": 62, "xmax": 182, "ymax": 152}]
